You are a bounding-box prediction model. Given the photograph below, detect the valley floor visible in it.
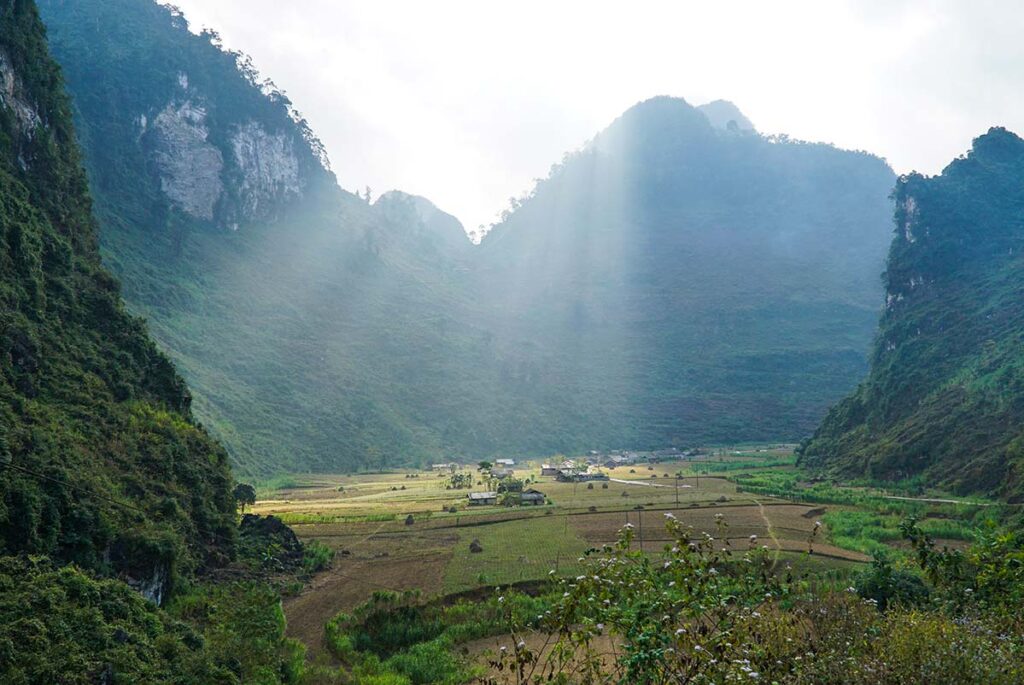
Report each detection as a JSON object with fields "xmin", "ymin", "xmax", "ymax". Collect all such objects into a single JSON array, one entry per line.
[{"xmin": 252, "ymin": 449, "xmax": 898, "ymax": 660}]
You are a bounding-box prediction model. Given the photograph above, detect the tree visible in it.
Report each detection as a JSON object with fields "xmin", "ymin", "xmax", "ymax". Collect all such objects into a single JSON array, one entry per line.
[
  {"xmin": 497, "ymin": 478, "xmax": 524, "ymax": 493},
  {"xmin": 448, "ymin": 472, "xmax": 472, "ymax": 489},
  {"xmin": 233, "ymin": 483, "xmax": 256, "ymax": 513},
  {"xmin": 477, "ymin": 461, "xmax": 493, "ymax": 472}
]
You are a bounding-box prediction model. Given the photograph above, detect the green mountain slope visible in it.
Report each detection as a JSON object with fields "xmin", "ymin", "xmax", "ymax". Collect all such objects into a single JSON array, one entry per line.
[
  {"xmin": 802, "ymin": 128, "xmax": 1024, "ymax": 500},
  {"xmin": 0, "ymin": 0, "xmax": 234, "ymax": 594},
  {"xmin": 475, "ymin": 96, "xmax": 896, "ymax": 448},
  {"xmin": 36, "ymin": 0, "xmax": 493, "ymax": 475},
  {"xmin": 38, "ymin": 0, "xmax": 898, "ymax": 473}
]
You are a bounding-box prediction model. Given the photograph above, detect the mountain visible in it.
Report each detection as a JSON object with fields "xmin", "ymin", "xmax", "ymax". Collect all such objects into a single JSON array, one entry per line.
[
  {"xmin": 37, "ymin": 0, "xmax": 899, "ymax": 473},
  {"xmin": 698, "ymin": 99, "xmax": 756, "ymax": 132},
  {"xmin": 802, "ymin": 128, "xmax": 1024, "ymax": 500},
  {"xmin": 375, "ymin": 190, "xmax": 472, "ymax": 255},
  {"xmin": 0, "ymin": 0, "xmax": 234, "ymax": 598},
  {"xmin": 36, "ymin": 0, "xmax": 522, "ymax": 476},
  {"xmin": 473, "ymin": 96, "xmax": 896, "ymax": 449}
]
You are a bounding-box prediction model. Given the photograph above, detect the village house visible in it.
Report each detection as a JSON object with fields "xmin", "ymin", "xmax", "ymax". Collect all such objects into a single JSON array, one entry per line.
[
  {"xmin": 540, "ymin": 464, "xmax": 558, "ymax": 476},
  {"xmin": 520, "ymin": 489, "xmax": 546, "ymax": 505},
  {"xmin": 431, "ymin": 462, "xmax": 458, "ymax": 471},
  {"xmin": 649, "ymin": 448, "xmax": 681, "ymax": 463},
  {"xmin": 495, "ymin": 458, "xmax": 515, "ymax": 467},
  {"xmin": 467, "ymin": 491, "xmax": 498, "ymax": 506},
  {"xmin": 491, "ymin": 467, "xmax": 515, "ymax": 479},
  {"xmin": 603, "ymin": 454, "xmax": 638, "ymax": 468},
  {"xmin": 556, "ymin": 467, "xmax": 609, "ymax": 483}
]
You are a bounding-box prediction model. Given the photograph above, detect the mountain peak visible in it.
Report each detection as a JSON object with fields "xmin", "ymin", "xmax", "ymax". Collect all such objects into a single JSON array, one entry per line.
[
  {"xmin": 698, "ymin": 99, "xmax": 756, "ymax": 133},
  {"xmin": 375, "ymin": 190, "xmax": 470, "ymax": 251},
  {"xmin": 592, "ymin": 96, "xmax": 713, "ymax": 156}
]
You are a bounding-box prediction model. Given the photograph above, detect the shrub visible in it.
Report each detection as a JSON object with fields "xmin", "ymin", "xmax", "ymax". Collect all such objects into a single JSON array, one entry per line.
[
  {"xmin": 854, "ymin": 555, "xmax": 929, "ymax": 610},
  {"xmin": 302, "ymin": 540, "xmax": 335, "ymax": 574}
]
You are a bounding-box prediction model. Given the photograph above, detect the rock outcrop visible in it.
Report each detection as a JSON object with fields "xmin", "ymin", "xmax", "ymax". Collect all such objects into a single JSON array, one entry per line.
[
  {"xmin": 143, "ymin": 74, "xmax": 305, "ymax": 227},
  {"xmin": 229, "ymin": 120, "xmax": 303, "ymax": 224},
  {"xmin": 147, "ymin": 99, "xmax": 224, "ymax": 220},
  {"xmin": 0, "ymin": 49, "xmax": 42, "ymax": 137}
]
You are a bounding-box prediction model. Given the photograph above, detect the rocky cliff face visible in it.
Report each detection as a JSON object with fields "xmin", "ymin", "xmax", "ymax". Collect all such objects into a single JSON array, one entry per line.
[
  {"xmin": 0, "ymin": 49, "xmax": 42, "ymax": 138},
  {"xmin": 147, "ymin": 97, "xmax": 224, "ymax": 220},
  {"xmin": 142, "ymin": 71, "xmax": 305, "ymax": 227},
  {"xmin": 474, "ymin": 96, "xmax": 895, "ymax": 451},
  {"xmin": 228, "ymin": 120, "xmax": 302, "ymax": 226},
  {"xmin": 697, "ymin": 99, "xmax": 756, "ymax": 132}
]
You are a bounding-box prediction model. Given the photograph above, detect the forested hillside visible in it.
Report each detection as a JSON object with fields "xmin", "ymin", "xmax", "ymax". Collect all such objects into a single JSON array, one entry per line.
[
  {"xmin": 0, "ymin": 0, "xmax": 235, "ymax": 587},
  {"xmin": 39, "ymin": 0, "xmax": 898, "ymax": 475},
  {"xmin": 475, "ymin": 96, "xmax": 896, "ymax": 448},
  {"xmin": 0, "ymin": 8, "xmax": 318, "ymax": 680},
  {"xmin": 803, "ymin": 128, "xmax": 1024, "ymax": 500},
  {"xmin": 37, "ymin": 0, "xmax": 492, "ymax": 476}
]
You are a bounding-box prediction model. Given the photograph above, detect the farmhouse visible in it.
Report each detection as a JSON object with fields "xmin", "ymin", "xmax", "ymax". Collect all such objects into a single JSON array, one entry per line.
[
  {"xmin": 431, "ymin": 462, "xmax": 458, "ymax": 471},
  {"xmin": 491, "ymin": 468, "xmax": 515, "ymax": 479},
  {"xmin": 495, "ymin": 458, "xmax": 515, "ymax": 467},
  {"xmin": 649, "ymin": 448, "xmax": 681, "ymax": 463},
  {"xmin": 556, "ymin": 467, "xmax": 609, "ymax": 483},
  {"xmin": 520, "ymin": 489, "xmax": 546, "ymax": 505},
  {"xmin": 540, "ymin": 464, "xmax": 558, "ymax": 476},
  {"xmin": 467, "ymin": 491, "xmax": 498, "ymax": 506}
]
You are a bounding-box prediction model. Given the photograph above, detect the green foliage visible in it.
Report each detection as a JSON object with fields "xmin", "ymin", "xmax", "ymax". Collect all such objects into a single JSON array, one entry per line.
[
  {"xmin": 483, "ymin": 518, "xmax": 1024, "ymax": 685},
  {"xmin": 447, "ymin": 472, "xmax": 472, "ymax": 489},
  {"xmin": 167, "ymin": 581, "xmax": 306, "ymax": 684},
  {"xmin": 821, "ymin": 508, "xmax": 976, "ymax": 559},
  {"xmin": 0, "ymin": 556, "xmax": 237, "ymax": 684},
  {"xmin": 805, "ymin": 128, "xmax": 1024, "ymax": 500},
  {"xmin": 854, "ymin": 555, "xmax": 929, "ymax": 610},
  {"xmin": 902, "ymin": 517, "xmax": 1024, "ymax": 613},
  {"xmin": 301, "ymin": 539, "xmax": 334, "ymax": 574},
  {"xmin": 327, "ymin": 590, "xmax": 549, "ymax": 685},
  {"xmin": 0, "ymin": 0, "xmax": 235, "ymax": 583},
  {"xmin": 233, "ymin": 483, "xmax": 256, "ymax": 512}
]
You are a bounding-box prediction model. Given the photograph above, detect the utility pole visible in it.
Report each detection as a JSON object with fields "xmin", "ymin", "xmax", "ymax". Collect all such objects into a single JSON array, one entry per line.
[{"xmin": 638, "ymin": 509, "xmax": 643, "ymax": 553}]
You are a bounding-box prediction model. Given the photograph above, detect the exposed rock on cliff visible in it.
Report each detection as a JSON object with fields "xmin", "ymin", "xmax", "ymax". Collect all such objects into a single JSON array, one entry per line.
[
  {"xmin": 0, "ymin": 49, "xmax": 42, "ymax": 136},
  {"xmin": 229, "ymin": 120, "xmax": 303, "ymax": 224},
  {"xmin": 147, "ymin": 99, "xmax": 224, "ymax": 220}
]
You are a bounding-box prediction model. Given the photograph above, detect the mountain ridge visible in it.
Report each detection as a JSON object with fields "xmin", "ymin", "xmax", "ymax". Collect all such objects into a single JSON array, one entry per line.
[
  {"xmin": 801, "ymin": 127, "xmax": 1024, "ymax": 500},
  {"xmin": 473, "ymin": 95, "xmax": 896, "ymax": 450},
  {"xmin": 39, "ymin": 0, "xmax": 899, "ymax": 475}
]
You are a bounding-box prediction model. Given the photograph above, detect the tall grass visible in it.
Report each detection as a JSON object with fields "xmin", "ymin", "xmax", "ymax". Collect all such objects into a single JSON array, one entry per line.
[{"xmin": 327, "ymin": 590, "xmax": 553, "ymax": 685}]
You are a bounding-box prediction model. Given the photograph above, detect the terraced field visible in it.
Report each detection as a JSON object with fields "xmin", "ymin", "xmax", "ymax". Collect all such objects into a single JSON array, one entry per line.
[{"xmin": 250, "ymin": 451, "xmax": 873, "ymax": 658}]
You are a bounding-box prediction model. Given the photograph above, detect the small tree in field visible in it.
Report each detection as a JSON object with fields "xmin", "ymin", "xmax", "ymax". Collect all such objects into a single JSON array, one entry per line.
[{"xmin": 233, "ymin": 483, "xmax": 256, "ymax": 513}]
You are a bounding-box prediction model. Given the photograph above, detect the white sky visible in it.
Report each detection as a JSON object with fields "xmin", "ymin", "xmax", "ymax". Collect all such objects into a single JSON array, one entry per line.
[{"xmin": 167, "ymin": 0, "xmax": 1024, "ymax": 234}]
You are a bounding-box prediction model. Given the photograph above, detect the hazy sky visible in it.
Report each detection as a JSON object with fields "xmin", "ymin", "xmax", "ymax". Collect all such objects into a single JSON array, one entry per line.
[{"xmin": 167, "ymin": 0, "xmax": 1024, "ymax": 234}]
